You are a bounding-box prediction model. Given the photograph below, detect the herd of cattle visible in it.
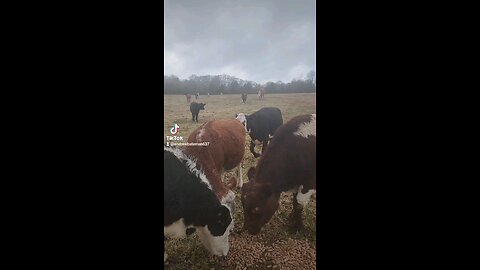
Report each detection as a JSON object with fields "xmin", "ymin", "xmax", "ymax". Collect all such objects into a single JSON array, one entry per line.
[{"xmin": 164, "ymin": 94, "xmax": 316, "ymax": 264}]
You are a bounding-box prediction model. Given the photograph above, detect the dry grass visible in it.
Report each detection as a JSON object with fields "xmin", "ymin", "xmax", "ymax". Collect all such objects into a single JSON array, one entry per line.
[{"xmin": 164, "ymin": 93, "xmax": 317, "ymax": 269}]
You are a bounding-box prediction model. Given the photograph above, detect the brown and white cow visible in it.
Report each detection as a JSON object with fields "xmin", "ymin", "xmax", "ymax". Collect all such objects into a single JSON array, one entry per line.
[
  {"xmin": 241, "ymin": 114, "xmax": 316, "ymax": 235},
  {"xmin": 184, "ymin": 119, "xmax": 246, "ymax": 209}
]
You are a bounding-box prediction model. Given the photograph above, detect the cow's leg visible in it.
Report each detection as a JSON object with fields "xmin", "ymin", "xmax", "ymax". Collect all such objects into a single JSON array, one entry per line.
[
  {"xmin": 250, "ymin": 141, "xmax": 260, "ymax": 158},
  {"xmin": 288, "ymin": 192, "xmax": 304, "ymax": 231},
  {"xmin": 192, "ymin": 113, "xmax": 195, "ymax": 121},
  {"xmin": 261, "ymin": 140, "xmax": 268, "ymax": 154},
  {"xmin": 236, "ymin": 162, "xmax": 243, "ymax": 188}
]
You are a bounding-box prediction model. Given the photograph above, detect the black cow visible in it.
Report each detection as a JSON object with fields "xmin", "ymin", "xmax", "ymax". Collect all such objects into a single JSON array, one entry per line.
[
  {"xmin": 241, "ymin": 93, "xmax": 247, "ymax": 104},
  {"xmin": 190, "ymin": 102, "xmax": 205, "ymax": 122},
  {"xmin": 235, "ymin": 107, "xmax": 283, "ymax": 158},
  {"xmin": 164, "ymin": 147, "xmax": 233, "ymax": 263}
]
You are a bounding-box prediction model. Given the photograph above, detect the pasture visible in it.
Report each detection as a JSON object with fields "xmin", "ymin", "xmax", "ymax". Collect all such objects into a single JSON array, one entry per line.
[{"xmin": 164, "ymin": 93, "xmax": 317, "ymax": 269}]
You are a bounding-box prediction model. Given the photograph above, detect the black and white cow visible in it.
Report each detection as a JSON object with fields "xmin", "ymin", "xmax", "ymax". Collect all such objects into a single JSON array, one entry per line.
[
  {"xmin": 164, "ymin": 147, "xmax": 233, "ymax": 263},
  {"xmin": 235, "ymin": 107, "xmax": 283, "ymax": 158}
]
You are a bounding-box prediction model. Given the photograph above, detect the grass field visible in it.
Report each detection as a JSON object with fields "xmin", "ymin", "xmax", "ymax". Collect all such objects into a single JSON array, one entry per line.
[{"xmin": 164, "ymin": 93, "xmax": 317, "ymax": 270}]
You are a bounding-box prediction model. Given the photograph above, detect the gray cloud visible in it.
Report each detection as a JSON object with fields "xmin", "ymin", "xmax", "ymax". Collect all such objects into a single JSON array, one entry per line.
[{"xmin": 164, "ymin": 0, "xmax": 316, "ymax": 83}]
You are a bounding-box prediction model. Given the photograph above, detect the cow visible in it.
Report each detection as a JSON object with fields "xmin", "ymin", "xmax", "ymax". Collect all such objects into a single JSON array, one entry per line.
[
  {"xmin": 164, "ymin": 147, "xmax": 234, "ymax": 263},
  {"xmin": 241, "ymin": 114, "xmax": 316, "ymax": 235},
  {"xmin": 184, "ymin": 119, "xmax": 246, "ymax": 210},
  {"xmin": 235, "ymin": 107, "xmax": 283, "ymax": 158},
  {"xmin": 190, "ymin": 102, "xmax": 205, "ymax": 122},
  {"xmin": 185, "ymin": 94, "xmax": 192, "ymax": 103},
  {"xmin": 241, "ymin": 93, "xmax": 247, "ymax": 104},
  {"xmin": 258, "ymin": 88, "xmax": 265, "ymax": 100},
  {"xmin": 196, "ymin": 92, "xmax": 200, "ymax": 99}
]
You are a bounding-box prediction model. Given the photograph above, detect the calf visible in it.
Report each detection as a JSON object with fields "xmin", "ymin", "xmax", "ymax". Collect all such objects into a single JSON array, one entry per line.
[
  {"xmin": 184, "ymin": 119, "xmax": 246, "ymax": 209},
  {"xmin": 190, "ymin": 102, "xmax": 205, "ymax": 122},
  {"xmin": 241, "ymin": 93, "xmax": 247, "ymax": 104},
  {"xmin": 164, "ymin": 147, "xmax": 233, "ymax": 263},
  {"xmin": 235, "ymin": 107, "xmax": 283, "ymax": 158},
  {"xmin": 241, "ymin": 114, "xmax": 316, "ymax": 235}
]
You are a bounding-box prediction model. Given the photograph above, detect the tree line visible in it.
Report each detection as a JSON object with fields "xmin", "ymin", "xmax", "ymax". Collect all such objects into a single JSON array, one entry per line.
[{"xmin": 164, "ymin": 71, "xmax": 316, "ymax": 95}]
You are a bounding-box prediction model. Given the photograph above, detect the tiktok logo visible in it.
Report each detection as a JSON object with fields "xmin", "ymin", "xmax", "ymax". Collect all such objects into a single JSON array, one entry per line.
[{"xmin": 170, "ymin": 123, "xmax": 180, "ymax": 135}]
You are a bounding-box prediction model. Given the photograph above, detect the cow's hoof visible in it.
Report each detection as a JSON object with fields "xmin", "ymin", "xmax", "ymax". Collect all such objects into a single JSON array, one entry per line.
[{"xmin": 288, "ymin": 224, "xmax": 304, "ymax": 233}]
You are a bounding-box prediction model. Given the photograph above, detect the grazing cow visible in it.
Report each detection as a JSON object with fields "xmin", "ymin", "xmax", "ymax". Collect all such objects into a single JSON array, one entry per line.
[
  {"xmin": 235, "ymin": 107, "xmax": 283, "ymax": 158},
  {"xmin": 190, "ymin": 102, "xmax": 205, "ymax": 122},
  {"xmin": 164, "ymin": 147, "xmax": 234, "ymax": 263},
  {"xmin": 185, "ymin": 94, "xmax": 192, "ymax": 103},
  {"xmin": 258, "ymin": 88, "xmax": 265, "ymax": 100},
  {"xmin": 241, "ymin": 114, "xmax": 316, "ymax": 235},
  {"xmin": 184, "ymin": 119, "xmax": 246, "ymax": 209},
  {"xmin": 241, "ymin": 93, "xmax": 247, "ymax": 104}
]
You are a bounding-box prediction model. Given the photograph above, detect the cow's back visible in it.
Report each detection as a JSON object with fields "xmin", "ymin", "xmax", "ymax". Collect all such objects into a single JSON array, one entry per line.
[
  {"xmin": 256, "ymin": 114, "xmax": 316, "ymax": 190},
  {"xmin": 187, "ymin": 119, "xmax": 245, "ymax": 171},
  {"xmin": 248, "ymin": 107, "xmax": 283, "ymax": 138}
]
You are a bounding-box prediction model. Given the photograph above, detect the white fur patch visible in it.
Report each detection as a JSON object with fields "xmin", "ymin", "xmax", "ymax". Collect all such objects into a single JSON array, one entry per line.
[
  {"xmin": 293, "ymin": 114, "xmax": 316, "ymax": 138},
  {"xmin": 235, "ymin": 113, "xmax": 248, "ymax": 132},
  {"xmin": 268, "ymin": 134, "xmax": 274, "ymax": 139},
  {"xmin": 164, "ymin": 146, "xmax": 212, "ymax": 190},
  {"xmin": 164, "ymin": 218, "xmax": 193, "ymax": 238},
  {"xmin": 236, "ymin": 163, "xmax": 243, "ymax": 188},
  {"xmin": 195, "ymin": 211, "xmax": 233, "ymax": 256},
  {"xmin": 220, "ymin": 190, "xmax": 236, "ymax": 205},
  {"xmin": 296, "ymin": 185, "xmax": 316, "ymax": 207},
  {"xmin": 196, "ymin": 128, "xmax": 205, "ymax": 142}
]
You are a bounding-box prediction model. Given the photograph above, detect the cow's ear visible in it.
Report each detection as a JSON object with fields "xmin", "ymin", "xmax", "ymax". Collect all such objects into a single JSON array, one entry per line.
[
  {"xmin": 247, "ymin": 167, "xmax": 256, "ymax": 182},
  {"xmin": 235, "ymin": 113, "xmax": 238, "ymax": 118}
]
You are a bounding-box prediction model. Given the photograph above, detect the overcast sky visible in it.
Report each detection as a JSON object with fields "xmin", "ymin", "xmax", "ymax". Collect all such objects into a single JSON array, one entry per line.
[{"xmin": 164, "ymin": 0, "xmax": 316, "ymax": 84}]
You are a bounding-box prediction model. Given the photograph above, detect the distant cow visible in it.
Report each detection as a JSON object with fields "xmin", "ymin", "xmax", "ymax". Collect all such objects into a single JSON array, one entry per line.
[
  {"xmin": 164, "ymin": 147, "xmax": 233, "ymax": 263},
  {"xmin": 186, "ymin": 94, "xmax": 192, "ymax": 103},
  {"xmin": 235, "ymin": 107, "xmax": 283, "ymax": 158},
  {"xmin": 241, "ymin": 93, "xmax": 247, "ymax": 104},
  {"xmin": 184, "ymin": 119, "xmax": 246, "ymax": 209},
  {"xmin": 190, "ymin": 102, "xmax": 205, "ymax": 122},
  {"xmin": 241, "ymin": 114, "xmax": 316, "ymax": 235},
  {"xmin": 258, "ymin": 88, "xmax": 265, "ymax": 100},
  {"xmin": 196, "ymin": 92, "xmax": 200, "ymax": 99}
]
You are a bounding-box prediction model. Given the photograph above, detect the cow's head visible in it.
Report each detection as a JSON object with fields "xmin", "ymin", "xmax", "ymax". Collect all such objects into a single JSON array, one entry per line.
[
  {"xmin": 241, "ymin": 167, "xmax": 280, "ymax": 235},
  {"xmin": 199, "ymin": 103, "xmax": 206, "ymax": 110},
  {"xmin": 235, "ymin": 113, "xmax": 249, "ymax": 132},
  {"xmin": 196, "ymin": 204, "xmax": 233, "ymax": 256}
]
